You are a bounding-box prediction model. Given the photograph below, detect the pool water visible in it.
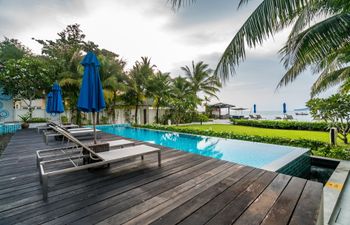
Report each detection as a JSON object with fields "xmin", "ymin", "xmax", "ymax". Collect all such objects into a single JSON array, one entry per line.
[{"xmin": 96, "ymin": 125, "xmax": 308, "ymax": 170}]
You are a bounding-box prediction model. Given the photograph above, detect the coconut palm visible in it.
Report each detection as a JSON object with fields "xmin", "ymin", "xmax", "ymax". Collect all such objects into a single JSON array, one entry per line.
[
  {"xmin": 170, "ymin": 0, "xmax": 350, "ymax": 96},
  {"xmin": 98, "ymin": 49, "xmax": 127, "ymax": 123},
  {"xmin": 168, "ymin": 76, "xmax": 199, "ymax": 125},
  {"xmin": 181, "ymin": 61, "xmax": 221, "ymax": 100},
  {"xmin": 147, "ymin": 71, "xmax": 172, "ymax": 123},
  {"xmin": 122, "ymin": 57, "xmax": 155, "ymax": 124}
]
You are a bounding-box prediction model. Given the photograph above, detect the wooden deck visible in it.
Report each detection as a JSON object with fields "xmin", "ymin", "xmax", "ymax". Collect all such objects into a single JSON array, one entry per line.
[{"xmin": 0, "ymin": 129, "xmax": 323, "ymax": 225}]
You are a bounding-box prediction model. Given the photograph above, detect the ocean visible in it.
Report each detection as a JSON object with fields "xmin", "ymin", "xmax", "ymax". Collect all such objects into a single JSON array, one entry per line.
[{"xmin": 230, "ymin": 110, "xmax": 314, "ymax": 122}]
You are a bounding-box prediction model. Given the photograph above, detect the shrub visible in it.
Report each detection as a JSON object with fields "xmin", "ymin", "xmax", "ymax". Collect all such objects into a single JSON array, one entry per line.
[
  {"xmin": 192, "ymin": 113, "xmax": 210, "ymax": 123},
  {"xmin": 231, "ymin": 119, "xmax": 329, "ymax": 131},
  {"xmin": 312, "ymin": 146, "xmax": 350, "ymax": 160},
  {"xmin": 28, "ymin": 117, "xmax": 48, "ymax": 123},
  {"xmin": 61, "ymin": 115, "xmax": 69, "ymax": 124},
  {"xmin": 100, "ymin": 116, "xmax": 109, "ymax": 124},
  {"xmin": 135, "ymin": 124, "xmax": 328, "ymax": 150}
]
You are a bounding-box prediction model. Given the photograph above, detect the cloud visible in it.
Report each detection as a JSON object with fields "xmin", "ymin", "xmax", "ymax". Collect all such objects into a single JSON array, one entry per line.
[
  {"xmin": 0, "ymin": 0, "xmax": 338, "ymax": 110},
  {"xmin": 0, "ymin": 0, "xmax": 87, "ymax": 36}
]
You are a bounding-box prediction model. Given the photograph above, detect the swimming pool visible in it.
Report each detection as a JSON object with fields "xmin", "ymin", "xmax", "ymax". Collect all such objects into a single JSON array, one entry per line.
[{"xmin": 96, "ymin": 125, "xmax": 309, "ymax": 171}]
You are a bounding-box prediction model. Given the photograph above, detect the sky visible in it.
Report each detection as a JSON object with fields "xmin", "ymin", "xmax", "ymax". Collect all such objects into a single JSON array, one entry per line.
[{"xmin": 0, "ymin": 0, "xmax": 337, "ymax": 111}]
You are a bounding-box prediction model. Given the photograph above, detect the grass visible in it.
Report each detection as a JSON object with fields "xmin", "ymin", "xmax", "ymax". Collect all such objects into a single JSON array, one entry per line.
[{"xmin": 179, "ymin": 124, "xmax": 338, "ymax": 144}]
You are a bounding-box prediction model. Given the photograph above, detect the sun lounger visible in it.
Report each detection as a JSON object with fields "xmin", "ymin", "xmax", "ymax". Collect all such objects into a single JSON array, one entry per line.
[
  {"xmin": 43, "ymin": 125, "xmax": 101, "ymax": 144},
  {"xmin": 255, "ymin": 114, "xmax": 263, "ymax": 119},
  {"xmin": 37, "ymin": 123, "xmax": 79, "ymax": 133},
  {"xmin": 249, "ymin": 115, "xmax": 256, "ymax": 119},
  {"xmin": 284, "ymin": 115, "xmax": 294, "ymax": 120},
  {"xmin": 38, "ymin": 127, "xmax": 161, "ymax": 200},
  {"xmin": 36, "ymin": 139, "xmax": 134, "ymax": 167}
]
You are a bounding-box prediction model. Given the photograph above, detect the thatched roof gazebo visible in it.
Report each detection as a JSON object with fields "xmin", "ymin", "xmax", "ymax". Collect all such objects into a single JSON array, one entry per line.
[{"xmin": 208, "ymin": 102, "xmax": 235, "ymax": 119}]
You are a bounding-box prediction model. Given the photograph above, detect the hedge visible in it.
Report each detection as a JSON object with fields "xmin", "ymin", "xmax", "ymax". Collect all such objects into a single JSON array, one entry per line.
[
  {"xmin": 28, "ymin": 117, "xmax": 49, "ymax": 123},
  {"xmin": 231, "ymin": 119, "xmax": 329, "ymax": 131},
  {"xmin": 135, "ymin": 124, "xmax": 328, "ymax": 150}
]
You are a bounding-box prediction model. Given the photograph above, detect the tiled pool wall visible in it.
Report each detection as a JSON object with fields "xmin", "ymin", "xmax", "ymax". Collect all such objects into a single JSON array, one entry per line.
[
  {"xmin": 277, "ymin": 153, "xmax": 311, "ymax": 177},
  {"xmin": 0, "ymin": 123, "xmax": 21, "ymax": 135}
]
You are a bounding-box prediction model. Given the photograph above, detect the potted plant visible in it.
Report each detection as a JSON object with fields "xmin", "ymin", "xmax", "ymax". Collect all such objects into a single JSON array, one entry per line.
[{"xmin": 18, "ymin": 114, "xmax": 30, "ymax": 129}]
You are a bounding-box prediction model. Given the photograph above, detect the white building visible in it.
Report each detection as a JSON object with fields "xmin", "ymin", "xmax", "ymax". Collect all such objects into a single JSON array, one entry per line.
[{"xmin": 1, "ymin": 95, "xmax": 167, "ymax": 125}]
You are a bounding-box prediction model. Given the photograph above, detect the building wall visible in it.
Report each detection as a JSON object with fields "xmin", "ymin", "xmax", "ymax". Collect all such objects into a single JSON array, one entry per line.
[{"xmin": 1, "ymin": 93, "xmax": 167, "ymax": 125}]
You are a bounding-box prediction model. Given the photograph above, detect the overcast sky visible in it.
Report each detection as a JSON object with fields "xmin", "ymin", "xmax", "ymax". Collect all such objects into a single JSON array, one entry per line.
[{"xmin": 0, "ymin": 0, "xmax": 337, "ymax": 111}]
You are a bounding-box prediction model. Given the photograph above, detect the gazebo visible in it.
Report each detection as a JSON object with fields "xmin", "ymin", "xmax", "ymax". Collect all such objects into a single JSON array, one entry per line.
[
  {"xmin": 231, "ymin": 107, "xmax": 248, "ymax": 119},
  {"xmin": 208, "ymin": 102, "xmax": 235, "ymax": 119}
]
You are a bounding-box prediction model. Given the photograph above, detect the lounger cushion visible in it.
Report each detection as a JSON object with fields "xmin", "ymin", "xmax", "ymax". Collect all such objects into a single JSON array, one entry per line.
[
  {"xmin": 96, "ymin": 145, "xmax": 159, "ymax": 161},
  {"xmin": 108, "ymin": 140, "xmax": 133, "ymax": 148}
]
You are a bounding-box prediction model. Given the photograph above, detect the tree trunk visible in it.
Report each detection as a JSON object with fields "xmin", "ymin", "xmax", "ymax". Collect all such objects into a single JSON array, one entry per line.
[
  {"xmin": 156, "ymin": 104, "xmax": 160, "ymax": 124},
  {"xmin": 134, "ymin": 104, "xmax": 139, "ymax": 124},
  {"xmin": 343, "ymin": 132, "xmax": 348, "ymax": 144},
  {"xmin": 76, "ymin": 110, "xmax": 81, "ymax": 126}
]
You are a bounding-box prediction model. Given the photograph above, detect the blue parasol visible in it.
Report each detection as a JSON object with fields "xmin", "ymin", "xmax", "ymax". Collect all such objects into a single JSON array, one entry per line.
[
  {"xmin": 283, "ymin": 102, "xmax": 287, "ymax": 114},
  {"xmin": 51, "ymin": 82, "xmax": 64, "ymax": 114},
  {"xmin": 46, "ymin": 92, "xmax": 53, "ymax": 114},
  {"xmin": 77, "ymin": 52, "xmax": 105, "ymax": 143}
]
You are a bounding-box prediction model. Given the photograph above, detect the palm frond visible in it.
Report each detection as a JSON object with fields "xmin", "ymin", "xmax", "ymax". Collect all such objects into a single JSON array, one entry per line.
[
  {"xmin": 215, "ymin": 0, "xmax": 315, "ymax": 82},
  {"xmin": 168, "ymin": 0, "xmax": 197, "ymax": 9},
  {"xmin": 311, "ymin": 66, "xmax": 350, "ymax": 96},
  {"xmin": 281, "ymin": 13, "xmax": 350, "ymax": 69},
  {"xmin": 277, "ymin": 13, "xmax": 350, "ymax": 88}
]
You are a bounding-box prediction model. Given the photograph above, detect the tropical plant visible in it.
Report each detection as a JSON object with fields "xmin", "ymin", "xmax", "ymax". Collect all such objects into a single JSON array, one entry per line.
[
  {"xmin": 307, "ymin": 93, "xmax": 350, "ymax": 144},
  {"xmin": 168, "ymin": 76, "xmax": 199, "ymax": 125},
  {"xmin": 0, "ymin": 56, "xmax": 54, "ymax": 118},
  {"xmin": 34, "ymin": 24, "xmax": 98, "ymax": 125},
  {"xmin": 0, "ymin": 38, "xmax": 31, "ymax": 65},
  {"xmin": 122, "ymin": 57, "xmax": 155, "ymax": 124},
  {"xmin": 147, "ymin": 71, "xmax": 172, "ymax": 123},
  {"xmin": 181, "ymin": 61, "xmax": 221, "ymax": 100},
  {"xmin": 98, "ymin": 49, "xmax": 127, "ymax": 124},
  {"xmin": 170, "ymin": 0, "xmax": 350, "ymax": 96},
  {"xmin": 18, "ymin": 113, "xmax": 30, "ymax": 123}
]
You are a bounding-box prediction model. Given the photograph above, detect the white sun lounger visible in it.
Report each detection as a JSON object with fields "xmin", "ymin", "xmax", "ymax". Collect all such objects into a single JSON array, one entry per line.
[
  {"xmin": 37, "ymin": 123, "xmax": 79, "ymax": 133},
  {"xmin": 38, "ymin": 127, "xmax": 161, "ymax": 200},
  {"xmin": 36, "ymin": 139, "xmax": 135, "ymax": 167},
  {"xmin": 44, "ymin": 126, "xmax": 101, "ymax": 144}
]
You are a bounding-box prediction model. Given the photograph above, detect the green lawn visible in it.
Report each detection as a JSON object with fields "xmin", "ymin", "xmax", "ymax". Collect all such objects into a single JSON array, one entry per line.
[{"xmin": 180, "ymin": 124, "xmax": 334, "ymax": 143}]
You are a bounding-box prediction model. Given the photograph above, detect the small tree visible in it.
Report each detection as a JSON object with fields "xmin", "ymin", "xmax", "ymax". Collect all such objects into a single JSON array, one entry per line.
[
  {"xmin": 307, "ymin": 94, "xmax": 350, "ymax": 144},
  {"xmin": 0, "ymin": 56, "xmax": 53, "ymax": 118}
]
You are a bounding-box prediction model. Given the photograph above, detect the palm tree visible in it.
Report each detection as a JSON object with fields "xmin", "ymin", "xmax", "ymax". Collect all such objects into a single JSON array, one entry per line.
[
  {"xmin": 58, "ymin": 49, "xmax": 83, "ymax": 124},
  {"xmin": 170, "ymin": 0, "xmax": 350, "ymax": 96},
  {"xmin": 147, "ymin": 71, "xmax": 172, "ymax": 123},
  {"xmin": 98, "ymin": 49, "xmax": 127, "ymax": 123},
  {"xmin": 181, "ymin": 61, "xmax": 222, "ymax": 100},
  {"xmin": 122, "ymin": 57, "xmax": 155, "ymax": 124},
  {"xmin": 169, "ymin": 76, "xmax": 199, "ymax": 125}
]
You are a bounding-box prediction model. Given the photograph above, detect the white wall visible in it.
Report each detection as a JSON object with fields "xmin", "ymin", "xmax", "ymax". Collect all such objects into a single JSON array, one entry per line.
[{"xmin": 7, "ymin": 106, "xmax": 167, "ymax": 124}]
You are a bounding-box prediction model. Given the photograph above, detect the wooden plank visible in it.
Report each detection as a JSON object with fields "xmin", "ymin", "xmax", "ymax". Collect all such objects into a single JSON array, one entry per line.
[
  {"xmin": 232, "ymin": 173, "xmax": 291, "ymax": 225},
  {"xmin": 95, "ymin": 163, "xmax": 236, "ymax": 225},
  {"xmin": 23, "ymin": 159, "xmax": 222, "ymax": 225},
  {"xmin": 1, "ymin": 153, "xmax": 206, "ymax": 224},
  {"xmin": 149, "ymin": 166, "xmax": 254, "ymax": 225},
  {"xmin": 289, "ymin": 180, "xmax": 323, "ymax": 225},
  {"xmin": 260, "ymin": 177, "xmax": 307, "ymax": 225},
  {"xmin": 178, "ymin": 169, "xmax": 266, "ymax": 225},
  {"xmin": 121, "ymin": 164, "xmax": 240, "ymax": 225},
  {"xmin": 205, "ymin": 171, "xmax": 277, "ymax": 225},
  {"xmin": 0, "ymin": 129, "xmax": 323, "ymax": 225}
]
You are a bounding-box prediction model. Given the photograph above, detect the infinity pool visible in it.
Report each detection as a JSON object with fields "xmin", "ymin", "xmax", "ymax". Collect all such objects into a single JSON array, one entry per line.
[{"xmin": 96, "ymin": 125, "xmax": 308, "ymax": 170}]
